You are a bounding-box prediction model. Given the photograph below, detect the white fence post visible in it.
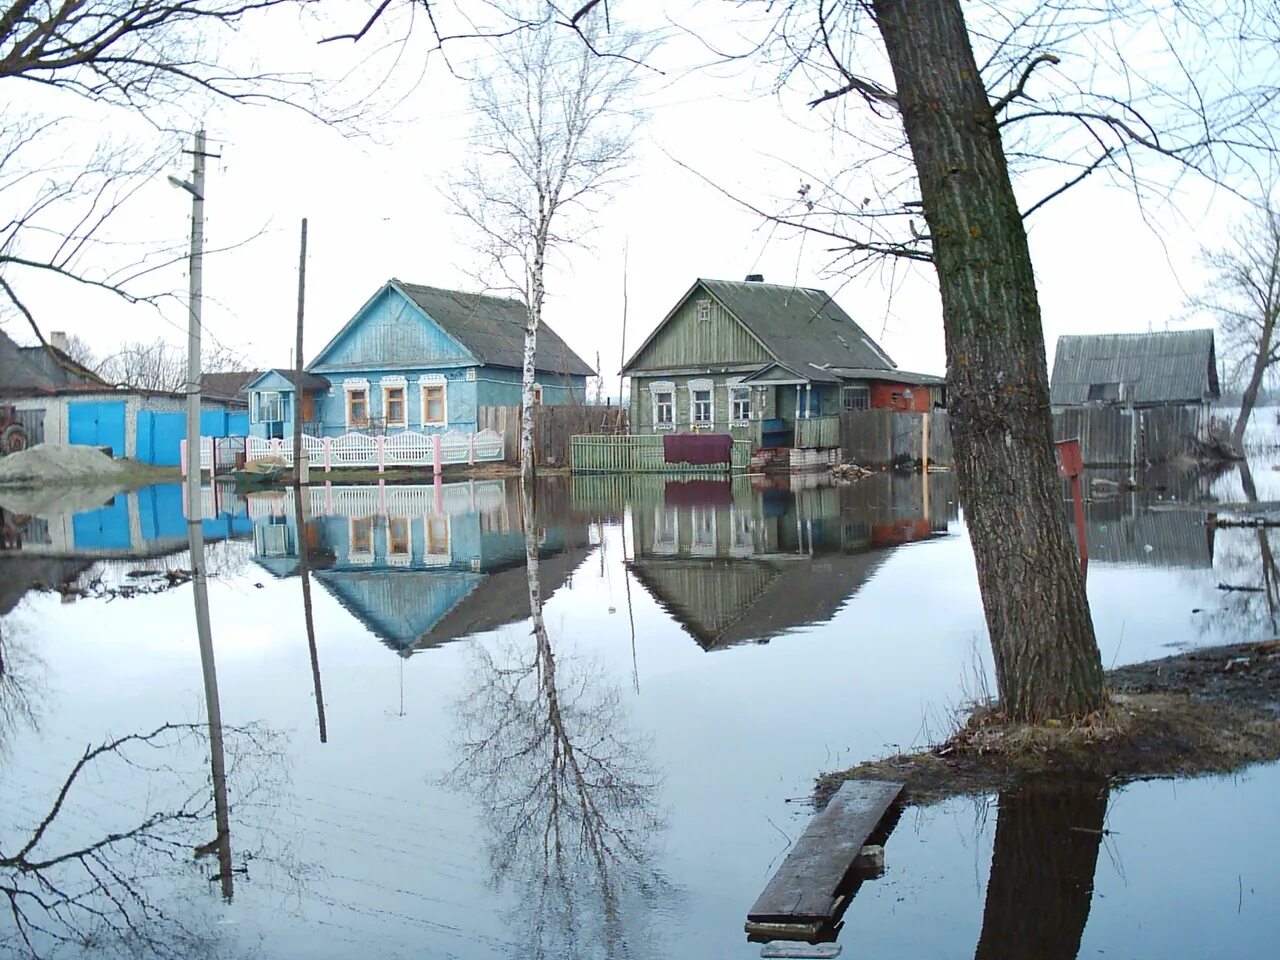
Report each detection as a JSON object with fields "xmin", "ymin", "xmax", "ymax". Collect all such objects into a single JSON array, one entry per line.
[{"xmin": 323, "ymin": 436, "xmax": 332, "ymax": 473}]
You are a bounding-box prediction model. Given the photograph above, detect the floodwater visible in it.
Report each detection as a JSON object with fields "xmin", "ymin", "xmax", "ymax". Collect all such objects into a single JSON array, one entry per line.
[{"xmin": 1, "ymin": 461, "xmax": 1278, "ymax": 959}]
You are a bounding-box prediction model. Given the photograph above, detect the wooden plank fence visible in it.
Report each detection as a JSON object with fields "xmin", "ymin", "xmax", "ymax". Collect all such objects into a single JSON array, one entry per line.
[
  {"xmin": 1051, "ymin": 405, "xmax": 1207, "ymax": 465},
  {"xmin": 479, "ymin": 404, "xmax": 628, "ymax": 466},
  {"xmin": 839, "ymin": 410, "xmax": 953, "ymax": 468},
  {"xmin": 839, "ymin": 405, "xmax": 1204, "ymax": 468},
  {"xmin": 570, "ymin": 434, "xmax": 750, "ymax": 474}
]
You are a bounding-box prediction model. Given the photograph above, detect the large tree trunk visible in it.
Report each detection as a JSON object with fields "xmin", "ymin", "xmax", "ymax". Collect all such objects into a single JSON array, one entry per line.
[{"xmin": 872, "ymin": 0, "xmax": 1104, "ymax": 720}]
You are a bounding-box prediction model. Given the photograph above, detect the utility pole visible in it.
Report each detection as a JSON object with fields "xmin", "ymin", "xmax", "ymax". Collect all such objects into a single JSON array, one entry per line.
[
  {"xmin": 292, "ymin": 218, "xmax": 308, "ymax": 479},
  {"xmin": 174, "ymin": 128, "xmax": 208, "ymax": 523},
  {"xmin": 173, "ymin": 128, "xmax": 233, "ymax": 900}
]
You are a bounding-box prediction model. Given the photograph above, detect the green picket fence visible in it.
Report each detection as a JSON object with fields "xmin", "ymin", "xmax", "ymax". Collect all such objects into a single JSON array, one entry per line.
[{"xmin": 569, "ymin": 434, "xmax": 750, "ymax": 474}]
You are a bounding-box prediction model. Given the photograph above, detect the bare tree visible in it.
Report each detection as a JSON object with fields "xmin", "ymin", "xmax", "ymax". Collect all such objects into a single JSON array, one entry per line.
[
  {"xmin": 94, "ymin": 337, "xmax": 246, "ymax": 392},
  {"xmin": 0, "ymin": 0, "xmax": 330, "ymax": 343},
  {"xmin": 1189, "ymin": 198, "xmax": 1280, "ymax": 453},
  {"xmin": 451, "ymin": 2, "xmax": 644, "ymax": 485},
  {"xmin": 729, "ymin": 0, "xmax": 1280, "ymax": 721}
]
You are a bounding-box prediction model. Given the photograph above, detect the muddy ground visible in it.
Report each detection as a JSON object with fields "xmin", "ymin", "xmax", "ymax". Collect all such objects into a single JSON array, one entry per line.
[{"xmin": 818, "ymin": 640, "xmax": 1280, "ymax": 807}]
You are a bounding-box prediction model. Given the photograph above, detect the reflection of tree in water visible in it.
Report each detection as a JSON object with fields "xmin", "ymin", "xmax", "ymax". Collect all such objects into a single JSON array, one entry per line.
[
  {"xmin": 448, "ymin": 485, "xmax": 667, "ymax": 960},
  {"xmin": 1197, "ymin": 461, "xmax": 1280, "ymax": 639},
  {"xmin": 974, "ymin": 777, "xmax": 1109, "ymax": 960},
  {"xmin": 0, "ymin": 622, "xmax": 43, "ymax": 752},
  {"xmin": 0, "ymin": 720, "xmax": 286, "ymax": 959}
]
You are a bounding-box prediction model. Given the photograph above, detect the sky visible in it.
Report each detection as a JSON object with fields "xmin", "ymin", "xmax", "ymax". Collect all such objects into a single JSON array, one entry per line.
[{"xmin": 4, "ymin": 0, "xmax": 1264, "ymax": 390}]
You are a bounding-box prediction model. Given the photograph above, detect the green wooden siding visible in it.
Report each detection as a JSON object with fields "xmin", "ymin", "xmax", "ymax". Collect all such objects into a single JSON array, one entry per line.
[
  {"xmin": 629, "ymin": 288, "xmax": 771, "ymax": 371},
  {"xmin": 629, "ymin": 375, "xmax": 776, "ymax": 439}
]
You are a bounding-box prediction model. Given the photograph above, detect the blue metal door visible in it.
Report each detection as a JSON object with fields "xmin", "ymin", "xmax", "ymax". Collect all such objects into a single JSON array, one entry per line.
[{"xmin": 68, "ymin": 400, "xmax": 127, "ymax": 456}]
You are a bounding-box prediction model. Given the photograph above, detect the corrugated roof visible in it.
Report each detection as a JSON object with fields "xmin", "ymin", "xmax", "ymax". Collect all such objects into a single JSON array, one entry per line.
[
  {"xmin": 1050, "ymin": 330, "xmax": 1219, "ymax": 405},
  {"xmin": 394, "ymin": 281, "xmax": 594, "ymax": 378},
  {"xmin": 700, "ymin": 279, "xmax": 896, "ymax": 377}
]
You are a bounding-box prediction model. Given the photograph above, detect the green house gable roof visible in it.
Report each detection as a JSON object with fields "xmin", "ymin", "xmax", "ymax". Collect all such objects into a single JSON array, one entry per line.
[
  {"xmin": 307, "ymin": 280, "xmax": 594, "ymax": 378},
  {"xmin": 624, "ymin": 278, "xmax": 896, "ymax": 379}
]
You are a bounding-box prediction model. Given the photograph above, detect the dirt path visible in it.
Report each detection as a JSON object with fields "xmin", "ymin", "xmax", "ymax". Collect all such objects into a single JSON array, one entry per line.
[{"xmin": 818, "ymin": 640, "xmax": 1280, "ymax": 807}]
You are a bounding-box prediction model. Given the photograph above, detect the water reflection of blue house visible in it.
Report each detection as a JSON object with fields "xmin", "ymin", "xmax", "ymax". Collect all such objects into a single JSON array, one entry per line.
[
  {"xmin": 250, "ymin": 479, "xmax": 591, "ymax": 654},
  {"xmin": 8, "ymin": 483, "xmax": 251, "ymax": 557}
]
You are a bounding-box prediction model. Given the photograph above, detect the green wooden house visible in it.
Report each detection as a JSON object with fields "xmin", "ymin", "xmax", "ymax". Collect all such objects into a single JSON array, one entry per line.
[{"xmin": 622, "ymin": 277, "xmax": 942, "ymax": 466}]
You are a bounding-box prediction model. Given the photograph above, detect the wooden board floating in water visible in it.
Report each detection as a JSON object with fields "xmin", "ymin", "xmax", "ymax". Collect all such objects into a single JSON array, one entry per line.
[{"xmin": 747, "ymin": 780, "xmax": 903, "ymax": 924}]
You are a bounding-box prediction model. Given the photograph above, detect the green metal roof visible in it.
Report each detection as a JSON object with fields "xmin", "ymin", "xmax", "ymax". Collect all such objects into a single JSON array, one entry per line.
[
  {"xmin": 700, "ymin": 279, "xmax": 896, "ymax": 378},
  {"xmin": 394, "ymin": 281, "xmax": 594, "ymax": 378}
]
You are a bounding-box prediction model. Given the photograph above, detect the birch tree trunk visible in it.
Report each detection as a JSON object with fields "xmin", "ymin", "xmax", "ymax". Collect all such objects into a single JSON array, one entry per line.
[{"xmin": 872, "ymin": 0, "xmax": 1105, "ymax": 720}]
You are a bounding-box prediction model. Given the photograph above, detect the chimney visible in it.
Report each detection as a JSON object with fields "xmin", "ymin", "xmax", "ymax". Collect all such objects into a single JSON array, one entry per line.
[
  {"xmin": 50, "ymin": 331, "xmax": 69, "ymax": 354},
  {"xmin": 744, "ymin": 274, "xmax": 764, "ymax": 283}
]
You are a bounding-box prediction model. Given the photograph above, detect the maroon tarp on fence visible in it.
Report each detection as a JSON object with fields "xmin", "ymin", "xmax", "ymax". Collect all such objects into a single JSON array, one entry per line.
[{"xmin": 662, "ymin": 433, "xmax": 733, "ymax": 465}]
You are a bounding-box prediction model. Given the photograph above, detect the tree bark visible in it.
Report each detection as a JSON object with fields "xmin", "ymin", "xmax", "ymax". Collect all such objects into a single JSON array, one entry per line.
[{"xmin": 872, "ymin": 0, "xmax": 1104, "ymax": 720}]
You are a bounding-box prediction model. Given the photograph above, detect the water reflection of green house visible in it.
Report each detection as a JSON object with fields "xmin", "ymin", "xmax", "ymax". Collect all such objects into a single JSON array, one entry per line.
[
  {"xmin": 622, "ymin": 472, "xmax": 959, "ymax": 650},
  {"xmin": 250, "ymin": 479, "xmax": 592, "ymax": 654}
]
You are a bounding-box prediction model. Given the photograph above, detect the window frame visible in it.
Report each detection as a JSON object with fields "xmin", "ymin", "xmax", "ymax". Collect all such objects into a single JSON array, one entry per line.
[
  {"xmin": 343, "ymin": 378, "xmax": 371, "ymax": 429},
  {"xmin": 689, "ymin": 377, "xmax": 714, "ymax": 427},
  {"xmin": 842, "ymin": 385, "xmax": 871, "ymax": 412},
  {"xmin": 420, "ymin": 376, "xmax": 448, "ymax": 427},
  {"xmin": 649, "ymin": 380, "xmax": 676, "ymax": 430},
  {"xmin": 728, "ymin": 378, "xmax": 751, "ymax": 424}
]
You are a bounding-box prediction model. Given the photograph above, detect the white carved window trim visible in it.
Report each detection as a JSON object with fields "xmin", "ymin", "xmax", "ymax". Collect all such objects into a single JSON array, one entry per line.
[
  {"xmin": 695, "ymin": 298, "xmax": 711, "ymax": 322},
  {"xmin": 419, "ymin": 374, "xmax": 448, "ymax": 427},
  {"xmin": 382, "ymin": 375, "xmax": 408, "ymax": 427},
  {"xmin": 343, "ymin": 378, "xmax": 370, "ymax": 428},
  {"xmin": 531, "ymin": 383, "xmax": 543, "ymax": 405},
  {"xmin": 649, "ymin": 380, "xmax": 675, "ymax": 431},
  {"xmin": 728, "ymin": 376, "xmax": 751, "ymax": 425},
  {"xmin": 689, "ymin": 377, "xmax": 714, "ymax": 428}
]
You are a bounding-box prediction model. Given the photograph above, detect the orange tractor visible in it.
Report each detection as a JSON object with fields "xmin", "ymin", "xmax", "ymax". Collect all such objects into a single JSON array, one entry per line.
[{"xmin": 1, "ymin": 403, "xmax": 29, "ymax": 455}]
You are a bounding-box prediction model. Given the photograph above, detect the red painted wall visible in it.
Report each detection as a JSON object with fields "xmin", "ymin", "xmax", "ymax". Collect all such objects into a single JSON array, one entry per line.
[{"xmin": 869, "ymin": 382, "xmax": 933, "ymax": 412}]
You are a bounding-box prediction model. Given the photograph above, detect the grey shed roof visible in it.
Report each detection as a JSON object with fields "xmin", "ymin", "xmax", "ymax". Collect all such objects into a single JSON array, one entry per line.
[
  {"xmin": 395, "ymin": 281, "xmax": 594, "ymax": 377},
  {"xmin": 1050, "ymin": 330, "xmax": 1219, "ymax": 406},
  {"xmin": 702, "ymin": 279, "xmax": 896, "ymax": 379}
]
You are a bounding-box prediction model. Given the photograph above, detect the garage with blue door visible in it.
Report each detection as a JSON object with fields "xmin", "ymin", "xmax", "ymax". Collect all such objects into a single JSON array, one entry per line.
[{"xmin": 68, "ymin": 400, "xmax": 127, "ymax": 456}]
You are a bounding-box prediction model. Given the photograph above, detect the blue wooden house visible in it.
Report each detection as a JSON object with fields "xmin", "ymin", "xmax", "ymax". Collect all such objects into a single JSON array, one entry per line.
[{"xmin": 248, "ymin": 280, "xmax": 593, "ymax": 440}]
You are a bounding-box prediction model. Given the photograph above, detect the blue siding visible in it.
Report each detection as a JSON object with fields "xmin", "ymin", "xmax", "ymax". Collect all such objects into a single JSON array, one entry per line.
[
  {"xmin": 313, "ymin": 367, "xmax": 480, "ymax": 437},
  {"xmin": 311, "ymin": 287, "xmax": 475, "ymax": 371},
  {"xmin": 68, "ymin": 400, "xmax": 126, "ymax": 456},
  {"xmin": 475, "ymin": 367, "xmax": 587, "ymax": 406}
]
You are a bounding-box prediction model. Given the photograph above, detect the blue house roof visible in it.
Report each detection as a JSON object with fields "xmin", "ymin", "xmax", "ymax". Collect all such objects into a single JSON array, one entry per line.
[{"xmin": 306, "ymin": 279, "xmax": 594, "ymax": 377}]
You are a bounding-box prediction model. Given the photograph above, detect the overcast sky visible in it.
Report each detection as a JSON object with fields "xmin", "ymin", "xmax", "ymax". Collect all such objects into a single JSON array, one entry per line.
[{"xmin": 7, "ymin": 1, "xmax": 1261, "ymax": 387}]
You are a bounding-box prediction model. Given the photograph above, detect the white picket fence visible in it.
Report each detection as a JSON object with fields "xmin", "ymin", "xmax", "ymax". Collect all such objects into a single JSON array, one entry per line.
[{"xmin": 193, "ymin": 429, "xmax": 504, "ymax": 472}]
